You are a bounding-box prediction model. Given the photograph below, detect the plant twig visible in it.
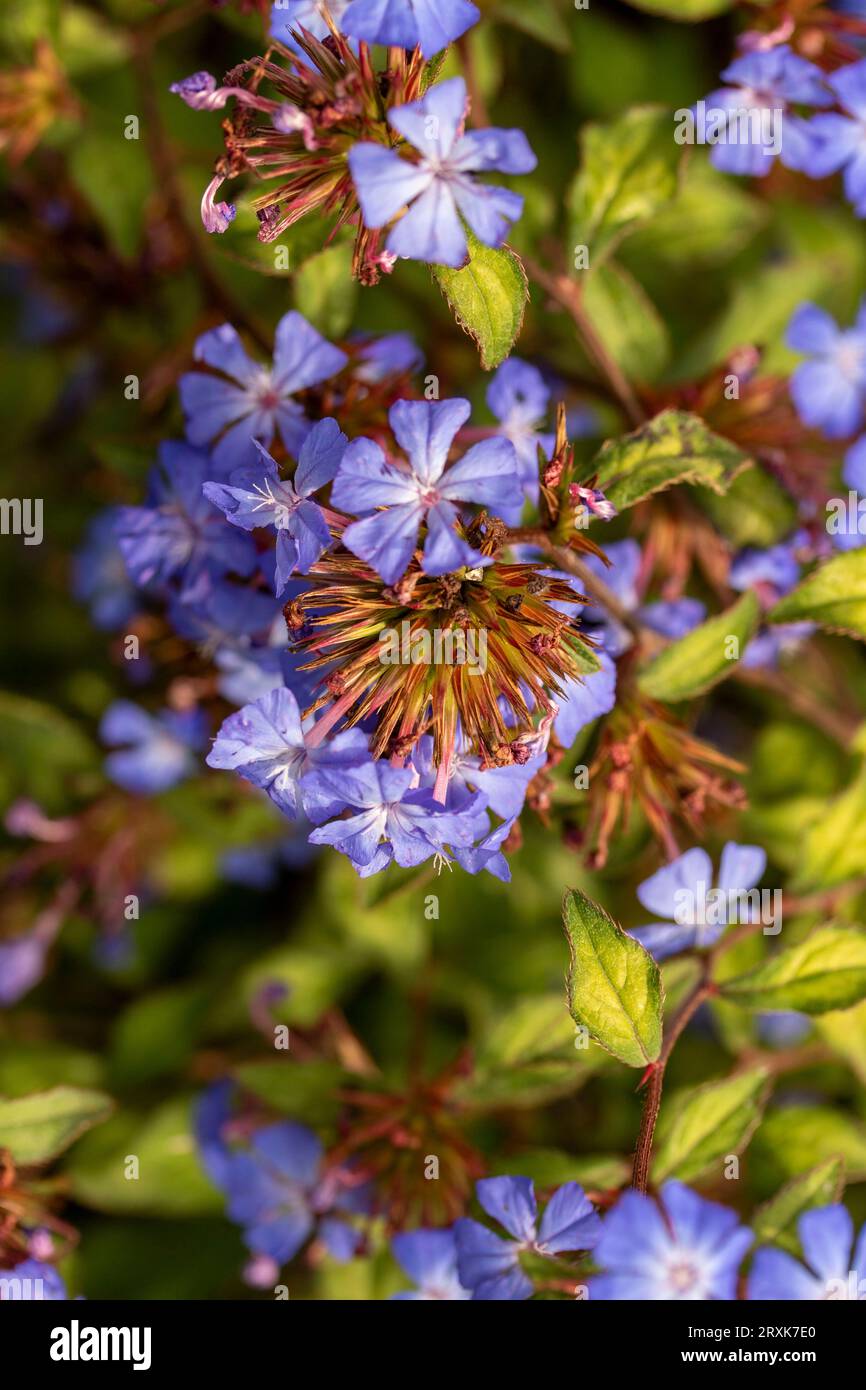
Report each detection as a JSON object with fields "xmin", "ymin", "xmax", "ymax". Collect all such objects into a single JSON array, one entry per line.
[
  {"xmin": 523, "ymin": 256, "xmax": 645, "ymax": 428},
  {"xmin": 631, "ymin": 976, "xmax": 714, "ymax": 1193}
]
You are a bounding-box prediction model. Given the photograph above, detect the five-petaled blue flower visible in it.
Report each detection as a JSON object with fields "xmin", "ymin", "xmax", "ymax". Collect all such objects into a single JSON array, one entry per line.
[
  {"xmin": 627, "ymin": 841, "xmax": 766, "ymax": 962},
  {"xmin": 101, "ymin": 701, "xmax": 208, "ymax": 795},
  {"xmin": 332, "ymin": 397, "xmax": 522, "ymax": 584},
  {"xmin": 73, "ymin": 510, "xmax": 139, "ymax": 631},
  {"xmin": 703, "ymin": 45, "xmax": 830, "ymax": 178},
  {"xmin": 206, "ymin": 687, "xmax": 369, "ymax": 821},
  {"xmin": 195, "ymin": 1082, "xmax": 368, "ymax": 1264},
  {"xmin": 801, "ymin": 60, "xmax": 866, "ymax": 216},
  {"xmin": 116, "ymin": 442, "xmax": 258, "ymax": 600},
  {"xmin": 307, "ymin": 760, "xmax": 485, "ymax": 875},
  {"xmin": 486, "ymin": 358, "xmax": 555, "ymax": 512},
  {"xmin": 455, "ymin": 1175, "xmax": 602, "ymax": 1300},
  {"xmin": 786, "ymin": 300, "xmax": 866, "ymax": 438},
  {"xmin": 179, "ymin": 313, "xmax": 347, "ymax": 472},
  {"xmin": 203, "ymin": 418, "xmax": 347, "ymax": 596},
  {"xmin": 349, "ymin": 77, "xmax": 536, "ymax": 268},
  {"xmin": 342, "ymin": 0, "xmax": 480, "ymax": 59},
  {"xmin": 749, "ymin": 1205, "xmax": 866, "ymax": 1300},
  {"xmin": 391, "ymin": 1228, "xmax": 472, "ymax": 1300},
  {"xmin": 589, "ymin": 1181, "xmax": 752, "ymax": 1301}
]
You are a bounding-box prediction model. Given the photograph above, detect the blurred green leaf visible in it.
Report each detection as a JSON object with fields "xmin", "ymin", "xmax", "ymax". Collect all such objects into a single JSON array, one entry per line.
[
  {"xmin": 0, "ymin": 1086, "xmax": 113, "ymax": 1164},
  {"xmin": 68, "ymin": 126, "xmax": 151, "ymax": 259},
  {"xmin": 752, "ymin": 1106, "xmax": 866, "ymax": 1186},
  {"xmin": 568, "ymin": 106, "xmax": 683, "ymax": 270},
  {"xmin": 621, "ymin": 0, "xmax": 735, "ymax": 16},
  {"xmin": 294, "ymin": 244, "xmax": 358, "ymax": 339},
  {"xmin": 109, "ymin": 984, "xmax": 211, "ymax": 1087},
  {"xmin": 233, "ymin": 1059, "xmax": 349, "ymax": 1126},
  {"xmin": 817, "ymin": 998, "xmax": 866, "ymax": 1084},
  {"xmin": 67, "ymin": 1096, "xmax": 221, "ymax": 1216},
  {"xmin": 582, "ymin": 261, "xmax": 670, "ymax": 383},
  {"xmin": 722, "ymin": 926, "xmax": 866, "ymax": 1015},
  {"xmin": 770, "ymin": 550, "xmax": 866, "ymax": 641},
  {"xmin": 638, "ymin": 592, "xmax": 760, "ymax": 702},
  {"xmin": 432, "ymin": 233, "xmax": 528, "ymax": 370},
  {"xmin": 794, "ymin": 765, "xmax": 866, "ymax": 889},
  {"xmin": 493, "ymin": 0, "xmax": 569, "ymax": 50},
  {"xmin": 696, "ymin": 464, "xmax": 796, "ymax": 549},
  {"xmin": 752, "ymin": 1159, "xmax": 845, "ymax": 1256},
  {"xmin": 652, "ymin": 1067, "xmax": 771, "ymax": 1183},
  {"xmin": 0, "ymin": 690, "xmax": 96, "ymax": 809},
  {"xmin": 564, "ymin": 887, "xmax": 663, "ymax": 1067}
]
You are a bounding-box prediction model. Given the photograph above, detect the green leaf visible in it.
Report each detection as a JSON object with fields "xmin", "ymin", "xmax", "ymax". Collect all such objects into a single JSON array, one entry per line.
[
  {"xmin": 753, "ymin": 1159, "xmax": 845, "ymax": 1255},
  {"xmin": 794, "ymin": 765, "xmax": 866, "ymax": 889},
  {"xmin": 294, "ymin": 243, "xmax": 358, "ymax": 339},
  {"xmin": 0, "ymin": 690, "xmax": 96, "ymax": 810},
  {"xmin": 638, "ymin": 592, "xmax": 760, "ymax": 702},
  {"xmin": 564, "ymin": 888, "xmax": 663, "ymax": 1068},
  {"xmin": 770, "ymin": 550, "xmax": 866, "ymax": 642},
  {"xmin": 581, "ymin": 262, "xmax": 670, "ymax": 384},
  {"xmin": 652, "ymin": 1068, "xmax": 771, "ymax": 1183},
  {"xmin": 491, "ymin": 1148, "xmax": 631, "ymax": 1190},
  {"xmin": 568, "ymin": 106, "xmax": 683, "ymax": 269},
  {"xmin": 0, "ymin": 1086, "xmax": 114, "ymax": 1165},
  {"xmin": 696, "ymin": 464, "xmax": 797, "ymax": 549},
  {"xmin": 432, "ymin": 234, "xmax": 528, "ymax": 370},
  {"xmin": 817, "ymin": 998, "xmax": 866, "ymax": 1084},
  {"xmin": 492, "ymin": 0, "xmax": 570, "ymax": 51},
  {"xmin": 66, "ymin": 1097, "xmax": 221, "ymax": 1216},
  {"xmin": 752, "ymin": 1106, "xmax": 866, "ymax": 1186},
  {"xmin": 233, "ymin": 1060, "xmax": 349, "ymax": 1126},
  {"xmin": 592, "ymin": 409, "xmax": 752, "ymax": 512},
  {"xmin": 456, "ymin": 993, "xmax": 605, "ymax": 1109},
  {"xmin": 68, "ymin": 127, "xmax": 151, "ymax": 260},
  {"xmin": 621, "ymin": 0, "xmax": 735, "ymax": 18},
  {"xmin": 722, "ymin": 926, "xmax": 866, "ymax": 1015}
]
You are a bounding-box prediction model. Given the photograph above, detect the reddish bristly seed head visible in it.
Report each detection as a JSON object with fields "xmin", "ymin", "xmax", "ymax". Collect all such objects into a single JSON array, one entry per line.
[{"xmin": 286, "ymin": 544, "xmax": 595, "ymax": 774}]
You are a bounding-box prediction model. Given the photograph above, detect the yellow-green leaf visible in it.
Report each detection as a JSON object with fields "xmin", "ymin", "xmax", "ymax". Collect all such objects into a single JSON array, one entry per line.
[
  {"xmin": 638, "ymin": 591, "xmax": 760, "ymax": 702},
  {"xmin": 722, "ymin": 925, "xmax": 866, "ymax": 1015},
  {"xmin": 432, "ymin": 233, "xmax": 528, "ymax": 370},
  {"xmin": 770, "ymin": 550, "xmax": 866, "ymax": 641},
  {"xmin": 592, "ymin": 409, "xmax": 752, "ymax": 513},
  {"xmin": 0, "ymin": 1086, "xmax": 114, "ymax": 1165},
  {"xmin": 753, "ymin": 1159, "xmax": 845, "ymax": 1255},
  {"xmin": 652, "ymin": 1067, "xmax": 771, "ymax": 1182},
  {"xmin": 564, "ymin": 888, "xmax": 663, "ymax": 1068}
]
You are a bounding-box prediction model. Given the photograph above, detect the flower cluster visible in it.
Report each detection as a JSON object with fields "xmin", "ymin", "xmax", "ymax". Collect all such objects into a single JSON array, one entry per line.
[{"xmin": 171, "ymin": 4, "xmax": 535, "ymax": 278}]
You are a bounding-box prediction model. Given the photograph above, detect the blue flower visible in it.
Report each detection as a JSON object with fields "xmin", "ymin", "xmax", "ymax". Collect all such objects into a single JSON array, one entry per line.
[
  {"xmin": 270, "ymin": 0, "xmax": 353, "ymax": 54},
  {"xmin": 352, "ymin": 331, "xmax": 424, "ymax": 384},
  {"xmin": 307, "ymin": 760, "xmax": 485, "ymax": 874},
  {"xmin": 749, "ymin": 1205, "xmax": 866, "ymax": 1300},
  {"xmin": 342, "ymin": 0, "xmax": 480, "ymax": 58},
  {"xmin": 729, "ymin": 537, "xmax": 814, "ymax": 669},
  {"xmin": 391, "ymin": 1228, "xmax": 472, "ymax": 1300},
  {"xmin": 206, "ymin": 687, "xmax": 369, "ymax": 820},
  {"xmin": 332, "ymin": 397, "xmax": 522, "ymax": 584},
  {"xmin": 179, "ymin": 313, "xmax": 347, "ymax": 472},
  {"xmin": 627, "ymin": 841, "xmax": 767, "ymax": 962},
  {"xmin": 204, "ymin": 418, "xmax": 347, "ymax": 596},
  {"xmin": 590, "ymin": 1181, "xmax": 752, "ymax": 1301},
  {"xmin": 787, "ymin": 300, "xmax": 866, "ymax": 438},
  {"xmin": 0, "ymin": 930, "xmax": 52, "ymax": 1006},
  {"xmin": 101, "ymin": 701, "xmax": 208, "ymax": 795},
  {"xmin": 116, "ymin": 442, "xmax": 257, "ymax": 599},
  {"xmin": 73, "ymin": 510, "xmax": 139, "ymax": 630},
  {"xmin": 579, "ymin": 539, "xmax": 706, "ymax": 657},
  {"xmin": 0, "ymin": 1259, "xmax": 69, "ymax": 1300},
  {"xmin": 554, "ymin": 648, "xmax": 618, "ymax": 749},
  {"xmin": 194, "ymin": 1086, "xmax": 368, "ymax": 1264},
  {"xmin": 704, "ymin": 45, "xmax": 830, "ymax": 178},
  {"xmin": 349, "ymin": 77, "xmax": 536, "ymax": 268},
  {"xmin": 486, "ymin": 358, "xmax": 555, "ymax": 511},
  {"xmin": 801, "ymin": 60, "xmax": 866, "ymax": 215},
  {"xmin": 455, "ymin": 1176, "xmax": 601, "ymax": 1300}
]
